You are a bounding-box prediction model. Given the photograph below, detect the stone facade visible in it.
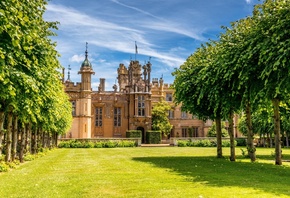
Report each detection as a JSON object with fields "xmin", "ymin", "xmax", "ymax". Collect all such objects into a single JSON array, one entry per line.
[{"xmin": 63, "ymin": 48, "xmax": 241, "ymax": 142}]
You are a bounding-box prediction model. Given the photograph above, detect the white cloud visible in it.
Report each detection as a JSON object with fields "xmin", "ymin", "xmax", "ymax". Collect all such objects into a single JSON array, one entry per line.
[
  {"xmin": 69, "ymin": 54, "xmax": 85, "ymax": 63},
  {"xmin": 245, "ymin": 0, "xmax": 252, "ymax": 4}
]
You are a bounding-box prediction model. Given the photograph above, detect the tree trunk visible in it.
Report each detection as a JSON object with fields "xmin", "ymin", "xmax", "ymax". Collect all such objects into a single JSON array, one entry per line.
[
  {"xmin": 54, "ymin": 132, "xmax": 58, "ymax": 147},
  {"xmin": 19, "ymin": 124, "xmax": 26, "ymax": 163},
  {"xmin": 0, "ymin": 111, "xmax": 5, "ymax": 157},
  {"xmin": 47, "ymin": 133, "xmax": 51, "ymax": 149},
  {"xmin": 228, "ymin": 111, "xmax": 235, "ymax": 161},
  {"xmin": 5, "ymin": 111, "xmax": 13, "ymax": 162},
  {"xmin": 285, "ymin": 132, "xmax": 289, "ymax": 148},
  {"xmin": 31, "ymin": 126, "xmax": 38, "ymax": 154},
  {"xmin": 11, "ymin": 115, "xmax": 18, "ymax": 161},
  {"xmin": 245, "ymin": 101, "xmax": 256, "ymax": 162},
  {"xmin": 215, "ymin": 117, "xmax": 223, "ymax": 158},
  {"xmin": 42, "ymin": 130, "xmax": 46, "ymax": 148},
  {"xmin": 272, "ymin": 98, "xmax": 282, "ymax": 165},
  {"xmin": 25, "ymin": 123, "xmax": 32, "ymax": 154}
]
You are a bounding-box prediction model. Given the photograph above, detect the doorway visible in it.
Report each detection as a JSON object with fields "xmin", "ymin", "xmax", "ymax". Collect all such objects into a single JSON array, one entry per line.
[{"xmin": 137, "ymin": 126, "xmax": 145, "ymax": 143}]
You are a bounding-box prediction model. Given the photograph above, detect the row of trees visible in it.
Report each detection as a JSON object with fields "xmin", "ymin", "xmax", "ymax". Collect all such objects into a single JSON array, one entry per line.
[
  {"xmin": 173, "ymin": 0, "xmax": 290, "ymax": 165},
  {"xmin": 0, "ymin": 0, "xmax": 72, "ymax": 162}
]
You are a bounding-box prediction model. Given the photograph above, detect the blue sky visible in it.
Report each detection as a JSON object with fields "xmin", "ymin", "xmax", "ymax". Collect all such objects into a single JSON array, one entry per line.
[{"xmin": 44, "ymin": 0, "xmax": 259, "ymax": 90}]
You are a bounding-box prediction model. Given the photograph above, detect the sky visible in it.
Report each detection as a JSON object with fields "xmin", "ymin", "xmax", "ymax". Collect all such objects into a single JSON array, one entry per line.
[{"xmin": 44, "ymin": 0, "xmax": 260, "ymax": 91}]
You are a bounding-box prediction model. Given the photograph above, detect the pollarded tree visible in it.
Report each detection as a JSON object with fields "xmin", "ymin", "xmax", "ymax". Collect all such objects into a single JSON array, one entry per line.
[
  {"xmin": 250, "ymin": 0, "xmax": 290, "ymax": 165},
  {"xmin": 151, "ymin": 100, "xmax": 172, "ymax": 136},
  {"xmin": 216, "ymin": 15, "xmax": 263, "ymax": 162},
  {"xmin": 172, "ymin": 43, "xmax": 226, "ymax": 158},
  {"xmin": 0, "ymin": 0, "xmax": 71, "ymax": 161}
]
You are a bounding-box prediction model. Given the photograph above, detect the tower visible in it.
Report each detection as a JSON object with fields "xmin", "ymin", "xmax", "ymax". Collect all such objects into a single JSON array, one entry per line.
[{"xmin": 77, "ymin": 42, "xmax": 95, "ymax": 138}]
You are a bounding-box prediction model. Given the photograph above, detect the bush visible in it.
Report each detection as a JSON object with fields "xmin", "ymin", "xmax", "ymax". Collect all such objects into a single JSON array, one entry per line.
[
  {"xmin": 177, "ymin": 140, "xmax": 188, "ymax": 147},
  {"xmin": 118, "ymin": 140, "xmax": 136, "ymax": 147},
  {"xmin": 104, "ymin": 141, "xmax": 118, "ymax": 148},
  {"xmin": 146, "ymin": 130, "xmax": 161, "ymax": 144},
  {"xmin": 177, "ymin": 139, "xmax": 237, "ymax": 147},
  {"xmin": 58, "ymin": 141, "xmax": 71, "ymax": 148},
  {"xmin": 126, "ymin": 130, "xmax": 141, "ymax": 138},
  {"xmin": 236, "ymin": 138, "xmax": 247, "ymax": 146},
  {"xmin": 0, "ymin": 162, "xmax": 9, "ymax": 172},
  {"xmin": 94, "ymin": 142, "xmax": 104, "ymax": 148},
  {"xmin": 24, "ymin": 154, "xmax": 35, "ymax": 161},
  {"xmin": 58, "ymin": 140, "xmax": 137, "ymax": 148}
]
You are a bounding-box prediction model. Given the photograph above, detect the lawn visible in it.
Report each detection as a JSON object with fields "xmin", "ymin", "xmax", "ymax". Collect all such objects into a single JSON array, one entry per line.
[{"xmin": 1, "ymin": 147, "xmax": 290, "ymax": 198}]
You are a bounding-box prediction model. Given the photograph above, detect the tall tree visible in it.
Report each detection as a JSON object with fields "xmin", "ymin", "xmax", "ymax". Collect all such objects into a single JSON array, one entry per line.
[{"xmin": 152, "ymin": 100, "xmax": 173, "ymax": 136}]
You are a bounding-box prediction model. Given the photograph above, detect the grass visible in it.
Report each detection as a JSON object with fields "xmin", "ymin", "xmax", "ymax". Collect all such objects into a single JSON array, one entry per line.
[{"xmin": 1, "ymin": 147, "xmax": 290, "ymax": 198}]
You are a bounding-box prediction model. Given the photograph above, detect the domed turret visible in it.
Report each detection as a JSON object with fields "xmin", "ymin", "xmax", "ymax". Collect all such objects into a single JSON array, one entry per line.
[{"xmin": 81, "ymin": 42, "xmax": 92, "ymax": 68}]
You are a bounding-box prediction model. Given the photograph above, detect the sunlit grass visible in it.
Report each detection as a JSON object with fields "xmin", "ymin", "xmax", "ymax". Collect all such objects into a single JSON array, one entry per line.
[{"xmin": 0, "ymin": 147, "xmax": 290, "ymax": 198}]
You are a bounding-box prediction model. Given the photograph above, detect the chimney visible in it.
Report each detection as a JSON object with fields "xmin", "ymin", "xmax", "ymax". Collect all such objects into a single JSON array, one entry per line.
[{"xmin": 99, "ymin": 78, "xmax": 105, "ymax": 92}]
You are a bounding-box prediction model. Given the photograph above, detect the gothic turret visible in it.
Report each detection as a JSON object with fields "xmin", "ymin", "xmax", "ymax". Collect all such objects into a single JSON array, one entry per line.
[
  {"xmin": 77, "ymin": 42, "xmax": 94, "ymax": 138},
  {"xmin": 78, "ymin": 42, "xmax": 95, "ymax": 91}
]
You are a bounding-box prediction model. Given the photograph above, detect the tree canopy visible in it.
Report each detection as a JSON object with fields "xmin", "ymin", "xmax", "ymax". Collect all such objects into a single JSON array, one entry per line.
[{"xmin": 172, "ymin": 0, "xmax": 290, "ymax": 165}]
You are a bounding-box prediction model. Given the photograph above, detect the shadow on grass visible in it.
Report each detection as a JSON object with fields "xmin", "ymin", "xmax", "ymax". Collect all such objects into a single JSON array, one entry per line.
[{"xmin": 132, "ymin": 155, "xmax": 290, "ymax": 196}]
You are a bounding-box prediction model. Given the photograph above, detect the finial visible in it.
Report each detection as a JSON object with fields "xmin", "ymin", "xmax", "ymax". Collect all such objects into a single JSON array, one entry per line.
[
  {"xmin": 67, "ymin": 65, "xmax": 71, "ymax": 81},
  {"xmin": 85, "ymin": 42, "xmax": 88, "ymax": 59}
]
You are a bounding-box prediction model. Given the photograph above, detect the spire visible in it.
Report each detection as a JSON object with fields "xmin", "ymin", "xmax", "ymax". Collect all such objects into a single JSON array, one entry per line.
[
  {"xmin": 66, "ymin": 65, "xmax": 71, "ymax": 82},
  {"xmin": 85, "ymin": 42, "xmax": 88, "ymax": 59},
  {"xmin": 81, "ymin": 42, "xmax": 92, "ymax": 68}
]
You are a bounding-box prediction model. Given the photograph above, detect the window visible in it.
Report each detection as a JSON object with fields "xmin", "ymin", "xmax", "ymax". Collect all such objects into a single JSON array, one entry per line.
[
  {"xmin": 181, "ymin": 111, "xmax": 187, "ymax": 119},
  {"xmin": 193, "ymin": 127, "xmax": 198, "ymax": 137},
  {"xmin": 182, "ymin": 128, "xmax": 187, "ymax": 137},
  {"xmin": 95, "ymin": 107, "xmax": 102, "ymax": 127},
  {"xmin": 114, "ymin": 107, "xmax": 121, "ymax": 127},
  {"xmin": 71, "ymin": 101, "xmax": 76, "ymax": 116},
  {"xmin": 138, "ymin": 95, "xmax": 145, "ymax": 116},
  {"xmin": 168, "ymin": 110, "xmax": 174, "ymax": 119},
  {"xmin": 166, "ymin": 93, "xmax": 173, "ymax": 101}
]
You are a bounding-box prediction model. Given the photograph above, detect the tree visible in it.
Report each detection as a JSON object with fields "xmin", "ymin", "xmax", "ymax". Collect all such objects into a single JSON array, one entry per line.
[
  {"xmin": 249, "ymin": 0, "xmax": 290, "ymax": 165},
  {"xmin": 172, "ymin": 44, "xmax": 226, "ymax": 158},
  {"xmin": 0, "ymin": 0, "xmax": 72, "ymax": 161},
  {"xmin": 151, "ymin": 100, "xmax": 172, "ymax": 136}
]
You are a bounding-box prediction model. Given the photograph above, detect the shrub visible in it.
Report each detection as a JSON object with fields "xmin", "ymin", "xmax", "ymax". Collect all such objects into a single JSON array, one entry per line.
[
  {"xmin": 177, "ymin": 140, "xmax": 188, "ymax": 147},
  {"xmin": 118, "ymin": 140, "xmax": 136, "ymax": 147},
  {"xmin": 104, "ymin": 141, "xmax": 118, "ymax": 148},
  {"xmin": 94, "ymin": 142, "xmax": 104, "ymax": 148},
  {"xmin": 236, "ymin": 138, "xmax": 247, "ymax": 146},
  {"xmin": 58, "ymin": 140, "xmax": 137, "ymax": 148},
  {"xmin": 0, "ymin": 162, "xmax": 9, "ymax": 172},
  {"xmin": 146, "ymin": 130, "xmax": 161, "ymax": 144},
  {"xmin": 24, "ymin": 154, "xmax": 35, "ymax": 161},
  {"xmin": 177, "ymin": 139, "xmax": 237, "ymax": 147},
  {"xmin": 126, "ymin": 130, "xmax": 141, "ymax": 138},
  {"xmin": 222, "ymin": 140, "xmax": 237, "ymax": 147},
  {"xmin": 58, "ymin": 141, "xmax": 71, "ymax": 148}
]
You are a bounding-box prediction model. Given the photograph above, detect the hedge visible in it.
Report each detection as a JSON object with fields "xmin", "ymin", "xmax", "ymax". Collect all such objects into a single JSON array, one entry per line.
[
  {"xmin": 177, "ymin": 139, "xmax": 237, "ymax": 147},
  {"xmin": 58, "ymin": 140, "xmax": 136, "ymax": 148},
  {"xmin": 146, "ymin": 130, "xmax": 161, "ymax": 144},
  {"xmin": 126, "ymin": 130, "xmax": 142, "ymax": 138}
]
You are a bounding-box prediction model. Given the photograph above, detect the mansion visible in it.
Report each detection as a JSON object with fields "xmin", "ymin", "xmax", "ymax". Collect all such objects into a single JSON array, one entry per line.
[{"xmin": 62, "ymin": 46, "xmax": 240, "ymax": 142}]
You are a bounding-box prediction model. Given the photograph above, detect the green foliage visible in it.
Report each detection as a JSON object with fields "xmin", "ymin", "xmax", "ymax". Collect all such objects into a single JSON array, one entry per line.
[
  {"xmin": 236, "ymin": 138, "xmax": 247, "ymax": 146},
  {"xmin": 58, "ymin": 140, "xmax": 137, "ymax": 148},
  {"xmin": 146, "ymin": 130, "xmax": 161, "ymax": 144},
  {"xmin": 126, "ymin": 130, "xmax": 141, "ymax": 138},
  {"xmin": 23, "ymin": 154, "xmax": 36, "ymax": 161},
  {"xmin": 207, "ymin": 122, "xmax": 229, "ymax": 137},
  {"xmin": 151, "ymin": 100, "xmax": 172, "ymax": 135},
  {"xmin": 177, "ymin": 139, "xmax": 237, "ymax": 147},
  {"xmin": 0, "ymin": 162, "xmax": 9, "ymax": 172}
]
